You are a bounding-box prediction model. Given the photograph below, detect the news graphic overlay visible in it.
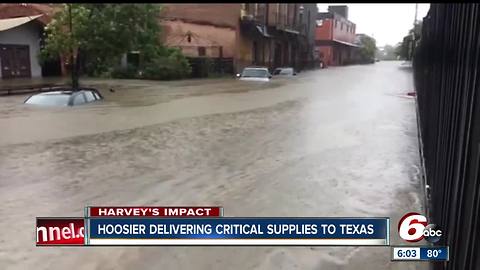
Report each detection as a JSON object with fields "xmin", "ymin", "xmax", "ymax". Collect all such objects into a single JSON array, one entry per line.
[
  {"xmin": 36, "ymin": 218, "xmax": 85, "ymax": 246},
  {"xmin": 391, "ymin": 246, "xmax": 449, "ymax": 261},
  {"xmin": 398, "ymin": 212, "xmax": 442, "ymax": 243},
  {"xmin": 86, "ymin": 217, "xmax": 390, "ymax": 246},
  {"xmin": 86, "ymin": 206, "xmax": 223, "ymax": 218},
  {"xmin": 36, "ymin": 206, "xmax": 222, "ymax": 246},
  {"xmin": 36, "ymin": 206, "xmax": 389, "ymax": 246}
]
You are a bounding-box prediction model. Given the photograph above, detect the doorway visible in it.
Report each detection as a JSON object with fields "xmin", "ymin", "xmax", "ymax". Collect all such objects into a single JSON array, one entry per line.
[
  {"xmin": 274, "ymin": 43, "xmax": 282, "ymax": 68},
  {"xmin": 0, "ymin": 44, "xmax": 31, "ymax": 78}
]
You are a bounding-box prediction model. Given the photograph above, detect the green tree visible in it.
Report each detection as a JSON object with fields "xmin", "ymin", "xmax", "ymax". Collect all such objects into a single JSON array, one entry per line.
[
  {"xmin": 378, "ymin": 44, "xmax": 398, "ymax": 61},
  {"xmin": 396, "ymin": 22, "xmax": 422, "ymax": 60},
  {"xmin": 40, "ymin": 4, "xmax": 163, "ymax": 88},
  {"xmin": 358, "ymin": 35, "xmax": 377, "ymax": 63}
]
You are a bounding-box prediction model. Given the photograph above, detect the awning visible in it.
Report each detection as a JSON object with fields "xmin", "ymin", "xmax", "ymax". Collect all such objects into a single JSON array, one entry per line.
[
  {"xmin": 0, "ymin": 14, "xmax": 43, "ymax": 32},
  {"xmin": 332, "ymin": 39, "xmax": 360, "ymax": 47},
  {"xmin": 283, "ymin": 28, "xmax": 300, "ymax": 35}
]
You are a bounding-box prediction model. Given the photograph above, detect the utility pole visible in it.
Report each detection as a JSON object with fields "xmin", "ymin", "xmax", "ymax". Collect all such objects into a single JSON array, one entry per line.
[
  {"xmin": 414, "ymin": 3, "xmax": 418, "ymax": 25},
  {"xmin": 410, "ymin": 3, "xmax": 418, "ymax": 61}
]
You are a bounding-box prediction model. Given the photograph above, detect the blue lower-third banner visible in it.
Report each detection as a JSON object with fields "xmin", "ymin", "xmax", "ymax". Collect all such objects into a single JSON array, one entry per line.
[{"xmin": 87, "ymin": 217, "xmax": 390, "ymax": 246}]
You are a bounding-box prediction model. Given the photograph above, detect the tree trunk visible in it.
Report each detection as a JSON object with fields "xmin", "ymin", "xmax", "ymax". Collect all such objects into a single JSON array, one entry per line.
[{"xmin": 71, "ymin": 53, "xmax": 79, "ymax": 90}]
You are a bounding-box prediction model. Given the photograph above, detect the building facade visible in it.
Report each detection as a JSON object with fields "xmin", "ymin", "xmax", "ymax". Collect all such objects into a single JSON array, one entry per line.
[
  {"xmin": 237, "ymin": 3, "xmax": 317, "ymax": 72},
  {"xmin": 161, "ymin": 4, "xmax": 238, "ymax": 60},
  {"xmin": 315, "ymin": 5, "xmax": 359, "ymax": 66},
  {"xmin": 0, "ymin": 4, "xmax": 61, "ymax": 79},
  {"xmin": 1, "ymin": 4, "xmax": 318, "ymax": 79},
  {"xmin": 160, "ymin": 4, "xmax": 238, "ymax": 76},
  {"xmin": 161, "ymin": 3, "xmax": 318, "ymax": 74}
]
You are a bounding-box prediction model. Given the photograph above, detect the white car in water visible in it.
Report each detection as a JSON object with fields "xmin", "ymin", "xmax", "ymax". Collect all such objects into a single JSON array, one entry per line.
[
  {"xmin": 272, "ymin": 67, "xmax": 297, "ymax": 77},
  {"xmin": 236, "ymin": 67, "xmax": 272, "ymax": 82}
]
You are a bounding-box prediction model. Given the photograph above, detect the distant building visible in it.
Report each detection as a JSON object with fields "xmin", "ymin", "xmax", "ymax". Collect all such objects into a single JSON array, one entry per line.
[{"xmin": 315, "ymin": 5, "xmax": 359, "ymax": 66}]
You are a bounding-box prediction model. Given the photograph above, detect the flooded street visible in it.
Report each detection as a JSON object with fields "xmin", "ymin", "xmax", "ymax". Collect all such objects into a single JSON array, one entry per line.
[{"xmin": 0, "ymin": 62, "xmax": 426, "ymax": 269}]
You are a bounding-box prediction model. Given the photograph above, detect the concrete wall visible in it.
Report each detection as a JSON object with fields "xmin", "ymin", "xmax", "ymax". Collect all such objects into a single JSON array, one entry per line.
[{"xmin": 0, "ymin": 21, "xmax": 43, "ymax": 78}]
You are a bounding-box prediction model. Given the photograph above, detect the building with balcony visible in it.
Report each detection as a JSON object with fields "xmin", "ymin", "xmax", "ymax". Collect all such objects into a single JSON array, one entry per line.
[
  {"xmin": 161, "ymin": 3, "xmax": 318, "ymax": 74},
  {"xmin": 238, "ymin": 3, "xmax": 317, "ymax": 72},
  {"xmin": 315, "ymin": 5, "xmax": 359, "ymax": 66}
]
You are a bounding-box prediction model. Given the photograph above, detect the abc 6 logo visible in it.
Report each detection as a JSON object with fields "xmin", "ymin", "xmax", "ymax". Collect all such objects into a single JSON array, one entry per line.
[{"xmin": 398, "ymin": 212, "xmax": 442, "ymax": 243}]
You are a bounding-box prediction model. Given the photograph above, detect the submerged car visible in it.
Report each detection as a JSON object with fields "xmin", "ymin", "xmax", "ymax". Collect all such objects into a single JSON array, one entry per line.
[
  {"xmin": 24, "ymin": 88, "xmax": 103, "ymax": 107},
  {"xmin": 236, "ymin": 67, "xmax": 272, "ymax": 82},
  {"xmin": 273, "ymin": 67, "xmax": 297, "ymax": 77}
]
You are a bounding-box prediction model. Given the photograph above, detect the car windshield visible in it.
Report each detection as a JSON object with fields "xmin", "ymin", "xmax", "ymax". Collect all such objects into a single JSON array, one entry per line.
[
  {"xmin": 25, "ymin": 94, "xmax": 70, "ymax": 106},
  {"xmin": 242, "ymin": 69, "xmax": 268, "ymax": 78}
]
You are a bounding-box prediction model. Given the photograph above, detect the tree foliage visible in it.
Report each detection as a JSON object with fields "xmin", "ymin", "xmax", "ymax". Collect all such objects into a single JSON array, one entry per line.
[
  {"xmin": 358, "ymin": 35, "xmax": 377, "ymax": 63},
  {"xmin": 111, "ymin": 47, "xmax": 192, "ymax": 80},
  {"xmin": 40, "ymin": 4, "xmax": 164, "ymax": 78},
  {"xmin": 396, "ymin": 22, "xmax": 422, "ymax": 60},
  {"xmin": 377, "ymin": 44, "xmax": 398, "ymax": 61}
]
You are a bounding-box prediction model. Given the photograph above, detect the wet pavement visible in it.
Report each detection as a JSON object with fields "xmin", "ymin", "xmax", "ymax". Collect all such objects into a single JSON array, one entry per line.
[{"xmin": 0, "ymin": 61, "xmax": 426, "ymax": 270}]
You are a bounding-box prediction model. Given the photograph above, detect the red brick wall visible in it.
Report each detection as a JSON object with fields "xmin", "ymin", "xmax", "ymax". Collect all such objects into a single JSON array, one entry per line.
[
  {"xmin": 315, "ymin": 16, "xmax": 356, "ymax": 44},
  {"xmin": 315, "ymin": 19, "xmax": 333, "ymax": 40},
  {"xmin": 316, "ymin": 46, "xmax": 333, "ymax": 66},
  {"xmin": 331, "ymin": 17, "xmax": 355, "ymax": 43}
]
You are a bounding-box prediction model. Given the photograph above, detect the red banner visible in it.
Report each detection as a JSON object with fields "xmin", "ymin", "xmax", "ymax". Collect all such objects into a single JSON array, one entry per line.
[{"xmin": 36, "ymin": 218, "xmax": 84, "ymax": 246}]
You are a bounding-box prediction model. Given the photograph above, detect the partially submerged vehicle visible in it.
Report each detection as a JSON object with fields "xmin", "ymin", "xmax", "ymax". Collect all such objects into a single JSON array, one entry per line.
[
  {"xmin": 24, "ymin": 88, "xmax": 103, "ymax": 107},
  {"xmin": 272, "ymin": 67, "xmax": 297, "ymax": 77},
  {"xmin": 236, "ymin": 67, "xmax": 272, "ymax": 82}
]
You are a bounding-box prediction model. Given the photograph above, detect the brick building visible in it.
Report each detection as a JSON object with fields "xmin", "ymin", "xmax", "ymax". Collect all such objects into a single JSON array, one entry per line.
[
  {"xmin": 315, "ymin": 5, "xmax": 359, "ymax": 66},
  {"xmin": 161, "ymin": 3, "xmax": 318, "ymax": 73},
  {"xmin": 1, "ymin": 4, "xmax": 318, "ymax": 79}
]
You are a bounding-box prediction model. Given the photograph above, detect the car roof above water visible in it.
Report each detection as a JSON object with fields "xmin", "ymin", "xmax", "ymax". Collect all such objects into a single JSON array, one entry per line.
[
  {"xmin": 36, "ymin": 90, "xmax": 74, "ymax": 96},
  {"xmin": 243, "ymin": 67, "xmax": 269, "ymax": 70}
]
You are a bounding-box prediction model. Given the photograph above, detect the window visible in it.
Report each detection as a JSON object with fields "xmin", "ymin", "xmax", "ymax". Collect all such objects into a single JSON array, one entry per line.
[
  {"xmin": 316, "ymin": 19, "xmax": 323, "ymax": 26},
  {"xmin": 335, "ymin": 20, "xmax": 338, "ymax": 28},
  {"xmin": 25, "ymin": 94, "xmax": 70, "ymax": 106},
  {"xmin": 341, "ymin": 22, "xmax": 344, "ymax": 30},
  {"xmin": 84, "ymin": 91, "xmax": 96, "ymax": 103},
  {"xmin": 198, "ymin": 47, "xmax": 206, "ymax": 56},
  {"xmin": 73, "ymin": 94, "xmax": 86, "ymax": 106},
  {"xmin": 127, "ymin": 52, "xmax": 140, "ymax": 68},
  {"xmin": 241, "ymin": 68, "xmax": 268, "ymax": 78},
  {"xmin": 347, "ymin": 25, "xmax": 349, "ymax": 32}
]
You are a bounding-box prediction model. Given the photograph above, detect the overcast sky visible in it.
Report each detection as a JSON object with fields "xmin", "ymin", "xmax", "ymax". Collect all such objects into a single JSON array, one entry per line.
[{"xmin": 317, "ymin": 3, "xmax": 431, "ymax": 47}]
